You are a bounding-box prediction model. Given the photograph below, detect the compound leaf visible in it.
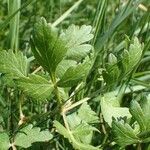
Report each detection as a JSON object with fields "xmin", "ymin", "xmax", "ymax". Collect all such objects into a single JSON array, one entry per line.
[{"xmin": 14, "ymin": 124, "xmax": 53, "ymax": 148}]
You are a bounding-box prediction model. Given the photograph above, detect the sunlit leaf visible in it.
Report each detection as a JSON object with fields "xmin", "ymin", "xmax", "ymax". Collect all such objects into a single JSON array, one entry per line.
[{"xmin": 14, "ymin": 124, "xmax": 53, "ymax": 148}]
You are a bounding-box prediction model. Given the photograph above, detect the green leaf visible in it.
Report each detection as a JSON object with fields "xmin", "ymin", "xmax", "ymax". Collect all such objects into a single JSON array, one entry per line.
[
  {"xmin": 77, "ymin": 102, "xmax": 99, "ymax": 124},
  {"xmin": 67, "ymin": 102, "xmax": 99, "ymax": 144},
  {"xmin": 0, "ymin": 50, "xmax": 28, "ymax": 78},
  {"xmin": 54, "ymin": 102, "xmax": 100, "ymax": 149},
  {"xmin": 0, "ymin": 132, "xmax": 10, "ymax": 150},
  {"xmin": 14, "ymin": 124, "xmax": 53, "ymax": 148},
  {"xmin": 103, "ymin": 53, "xmax": 120, "ymax": 86},
  {"xmin": 57, "ymin": 57, "xmax": 92, "ymax": 87},
  {"xmin": 112, "ymin": 120, "xmax": 140, "ymax": 147},
  {"xmin": 17, "ymin": 74, "xmax": 54, "ymax": 101},
  {"xmin": 121, "ymin": 37, "xmax": 143, "ymax": 75},
  {"xmin": 53, "ymin": 120, "xmax": 71, "ymax": 139},
  {"xmin": 54, "ymin": 121, "xmax": 100, "ymax": 150},
  {"xmin": 130, "ymin": 100, "xmax": 147, "ymax": 131},
  {"xmin": 101, "ymin": 94, "xmax": 131, "ymax": 127},
  {"xmin": 32, "ymin": 17, "xmax": 67, "ymax": 78},
  {"xmin": 138, "ymin": 130, "xmax": 150, "ymax": 143},
  {"xmin": 56, "ymin": 59, "xmax": 76, "ymax": 78},
  {"xmin": 72, "ymin": 122, "xmax": 99, "ymax": 144},
  {"xmin": 141, "ymin": 96, "xmax": 150, "ymax": 130},
  {"xmin": 60, "ymin": 24, "xmax": 93, "ymax": 62}
]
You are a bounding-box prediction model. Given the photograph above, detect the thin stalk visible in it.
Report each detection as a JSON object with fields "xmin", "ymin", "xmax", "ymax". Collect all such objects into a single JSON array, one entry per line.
[
  {"xmin": 51, "ymin": 0, "xmax": 83, "ymax": 27},
  {"xmin": 52, "ymin": 73, "xmax": 62, "ymax": 105},
  {"xmin": 62, "ymin": 97, "xmax": 90, "ymax": 113},
  {"xmin": 7, "ymin": 0, "xmax": 21, "ymax": 52},
  {"xmin": 18, "ymin": 93, "xmax": 25, "ymax": 126},
  {"xmin": 137, "ymin": 143, "xmax": 142, "ymax": 150}
]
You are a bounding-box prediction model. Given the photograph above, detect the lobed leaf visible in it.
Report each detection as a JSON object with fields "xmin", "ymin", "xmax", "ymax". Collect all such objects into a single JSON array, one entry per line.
[
  {"xmin": 121, "ymin": 37, "xmax": 143, "ymax": 75},
  {"xmin": 17, "ymin": 74, "xmax": 54, "ymax": 101},
  {"xmin": 101, "ymin": 93, "xmax": 131, "ymax": 127},
  {"xmin": 32, "ymin": 17, "xmax": 68, "ymax": 78},
  {"xmin": 112, "ymin": 120, "xmax": 140, "ymax": 147},
  {"xmin": 72, "ymin": 122, "xmax": 99, "ymax": 144},
  {"xmin": 103, "ymin": 53, "xmax": 120, "ymax": 86},
  {"xmin": 14, "ymin": 124, "xmax": 53, "ymax": 148},
  {"xmin": 77, "ymin": 102, "xmax": 99, "ymax": 124},
  {"xmin": 67, "ymin": 102, "xmax": 99, "ymax": 144},
  {"xmin": 54, "ymin": 121, "xmax": 100, "ymax": 150},
  {"xmin": 60, "ymin": 24, "xmax": 94, "ymax": 62},
  {"xmin": 56, "ymin": 59, "xmax": 77, "ymax": 78},
  {"xmin": 0, "ymin": 50, "xmax": 28, "ymax": 79},
  {"xmin": 57, "ymin": 57, "xmax": 92, "ymax": 87}
]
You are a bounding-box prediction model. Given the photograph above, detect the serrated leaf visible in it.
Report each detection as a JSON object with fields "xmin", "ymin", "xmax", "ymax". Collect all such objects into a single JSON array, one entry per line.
[
  {"xmin": 103, "ymin": 53, "xmax": 120, "ymax": 86},
  {"xmin": 60, "ymin": 24, "xmax": 93, "ymax": 61},
  {"xmin": 14, "ymin": 124, "xmax": 53, "ymax": 148},
  {"xmin": 32, "ymin": 17, "xmax": 67, "ymax": 77},
  {"xmin": 121, "ymin": 37, "xmax": 143, "ymax": 75},
  {"xmin": 0, "ymin": 50, "xmax": 28, "ymax": 78},
  {"xmin": 17, "ymin": 74, "xmax": 54, "ymax": 101},
  {"xmin": 56, "ymin": 59, "xmax": 76, "ymax": 78},
  {"xmin": 112, "ymin": 120, "xmax": 140, "ymax": 147},
  {"xmin": 54, "ymin": 121, "xmax": 100, "ymax": 150},
  {"xmin": 66, "ymin": 102, "xmax": 99, "ymax": 145},
  {"xmin": 77, "ymin": 102, "xmax": 99, "ymax": 124},
  {"xmin": 72, "ymin": 122, "xmax": 99, "ymax": 144},
  {"xmin": 0, "ymin": 132, "xmax": 10, "ymax": 150},
  {"xmin": 130, "ymin": 100, "xmax": 147, "ymax": 131},
  {"xmin": 57, "ymin": 57, "xmax": 92, "ymax": 87},
  {"xmin": 101, "ymin": 94, "xmax": 131, "ymax": 127}
]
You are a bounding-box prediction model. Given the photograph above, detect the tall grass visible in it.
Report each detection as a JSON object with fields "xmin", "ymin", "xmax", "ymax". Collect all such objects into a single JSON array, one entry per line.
[{"xmin": 7, "ymin": 0, "xmax": 21, "ymax": 52}]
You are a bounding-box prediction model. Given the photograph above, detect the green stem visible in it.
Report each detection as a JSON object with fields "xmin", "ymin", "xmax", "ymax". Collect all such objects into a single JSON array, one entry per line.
[
  {"xmin": 137, "ymin": 143, "xmax": 142, "ymax": 150},
  {"xmin": 51, "ymin": 73, "xmax": 62, "ymax": 105}
]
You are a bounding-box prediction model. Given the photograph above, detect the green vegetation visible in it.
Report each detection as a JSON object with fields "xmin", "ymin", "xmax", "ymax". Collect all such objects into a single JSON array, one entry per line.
[{"xmin": 0, "ymin": 0, "xmax": 150, "ymax": 149}]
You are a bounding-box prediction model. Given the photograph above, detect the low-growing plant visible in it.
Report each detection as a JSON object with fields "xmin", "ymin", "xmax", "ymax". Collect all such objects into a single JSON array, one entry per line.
[{"xmin": 0, "ymin": 0, "xmax": 149, "ymax": 150}]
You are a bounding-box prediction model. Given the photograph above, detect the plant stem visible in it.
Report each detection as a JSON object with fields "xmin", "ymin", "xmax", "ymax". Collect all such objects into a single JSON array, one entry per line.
[
  {"xmin": 18, "ymin": 93, "xmax": 25, "ymax": 126},
  {"xmin": 63, "ymin": 97, "xmax": 90, "ymax": 113},
  {"xmin": 52, "ymin": 73, "xmax": 62, "ymax": 105},
  {"xmin": 137, "ymin": 143, "xmax": 142, "ymax": 150},
  {"xmin": 8, "ymin": 0, "xmax": 21, "ymax": 52}
]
